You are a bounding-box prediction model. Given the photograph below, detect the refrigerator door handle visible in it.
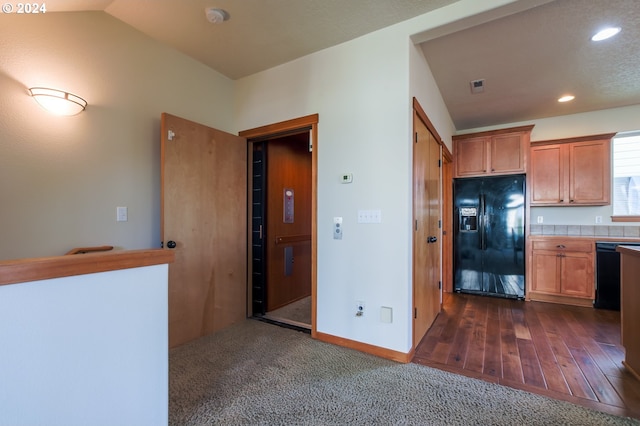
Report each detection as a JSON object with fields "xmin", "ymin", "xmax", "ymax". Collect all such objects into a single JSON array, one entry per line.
[{"xmin": 479, "ymin": 194, "xmax": 486, "ymax": 251}]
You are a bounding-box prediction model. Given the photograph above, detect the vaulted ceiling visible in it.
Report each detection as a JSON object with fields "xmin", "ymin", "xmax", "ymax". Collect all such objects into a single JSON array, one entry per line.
[{"xmin": 46, "ymin": 0, "xmax": 640, "ymax": 131}]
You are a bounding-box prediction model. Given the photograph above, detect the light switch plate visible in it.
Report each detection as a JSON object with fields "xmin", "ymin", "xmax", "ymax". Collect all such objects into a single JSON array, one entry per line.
[
  {"xmin": 358, "ymin": 209, "xmax": 382, "ymax": 224},
  {"xmin": 116, "ymin": 206, "xmax": 128, "ymax": 222}
]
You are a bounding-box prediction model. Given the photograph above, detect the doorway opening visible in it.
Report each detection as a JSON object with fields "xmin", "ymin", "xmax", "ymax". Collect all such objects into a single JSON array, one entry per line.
[{"xmin": 240, "ymin": 115, "xmax": 318, "ymax": 334}]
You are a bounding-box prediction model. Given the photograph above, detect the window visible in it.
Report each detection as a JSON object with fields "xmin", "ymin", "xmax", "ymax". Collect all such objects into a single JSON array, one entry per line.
[{"xmin": 613, "ymin": 132, "xmax": 640, "ymax": 217}]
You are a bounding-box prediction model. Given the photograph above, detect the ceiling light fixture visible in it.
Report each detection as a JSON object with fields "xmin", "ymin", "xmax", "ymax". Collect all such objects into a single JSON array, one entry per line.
[
  {"xmin": 591, "ymin": 27, "xmax": 621, "ymax": 41},
  {"xmin": 558, "ymin": 95, "xmax": 575, "ymax": 103},
  {"xmin": 29, "ymin": 87, "xmax": 87, "ymax": 116},
  {"xmin": 205, "ymin": 8, "xmax": 230, "ymax": 24}
]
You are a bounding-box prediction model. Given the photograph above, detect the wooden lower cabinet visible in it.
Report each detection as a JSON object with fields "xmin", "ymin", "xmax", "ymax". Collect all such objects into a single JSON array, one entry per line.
[{"xmin": 528, "ymin": 237, "xmax": 594, "ymax": 307}]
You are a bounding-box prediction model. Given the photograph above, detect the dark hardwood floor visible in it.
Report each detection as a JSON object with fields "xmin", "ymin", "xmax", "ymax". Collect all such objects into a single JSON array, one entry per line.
[{"xmin": 413, "ymin": 292, "xmax": 640, "ymax": 420}]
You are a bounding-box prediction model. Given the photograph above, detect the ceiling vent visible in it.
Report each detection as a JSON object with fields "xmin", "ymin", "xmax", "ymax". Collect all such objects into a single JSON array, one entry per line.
[{"xmin": 470, "ymin": 79, "xmax": 485, "ymax": 94}]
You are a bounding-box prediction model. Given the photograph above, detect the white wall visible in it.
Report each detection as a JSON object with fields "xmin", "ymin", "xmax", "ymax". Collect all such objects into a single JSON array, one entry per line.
[
  {"xmin": 0, "ymin": 12, "xmax": 235, "ymax": 260},
  {"xmin": 237, "ymin": 25, "xmax": 414, "ymax": 352},
  {"xmin": 460, "ymin": 104, "xmax": 640, "ymax": 226},
  {"xmin": 0, "ymin": 265, "xmax": 169, "ymax": 426},
  {"xmin": 235, "ymin": 0, "xmax": 525, "ymax": 354}
]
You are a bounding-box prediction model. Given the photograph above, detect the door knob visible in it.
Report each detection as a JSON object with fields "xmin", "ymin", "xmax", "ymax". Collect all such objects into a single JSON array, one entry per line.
[
  {"xmin": 427, "ymin": 236, "xmax": 438, "ymax": 243},
  {"xmin": 167, "ymin": 240, "xmax": 177, "ymax": 249}
]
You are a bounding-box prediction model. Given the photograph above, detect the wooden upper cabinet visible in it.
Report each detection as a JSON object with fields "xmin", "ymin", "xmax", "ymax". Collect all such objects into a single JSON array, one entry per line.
[
  {"xmin": 530, "ymin": 133, "xmax": 615, "ymax": 206},
  {"xmin": 455, "ymin": 136, "xmax": 487, "ymax": 176},
  {"xmin": 453, "ymin": 125, "xmax": 533, "ymax": 177}
]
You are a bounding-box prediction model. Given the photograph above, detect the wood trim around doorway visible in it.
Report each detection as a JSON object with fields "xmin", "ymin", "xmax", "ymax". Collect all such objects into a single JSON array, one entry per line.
[
  {"xmin": 239, "ymin": 114, "xmax": 319, "ymax": 139},
  {"xmin": 239, "ymin": 114, "xmax": 319, "ymax": 337}
]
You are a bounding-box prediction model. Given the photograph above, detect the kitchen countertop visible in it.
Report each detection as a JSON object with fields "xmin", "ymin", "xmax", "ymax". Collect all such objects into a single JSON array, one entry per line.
[{"xmin": 617, "ymin": 245, "xmax": 640, "ymax": 256}]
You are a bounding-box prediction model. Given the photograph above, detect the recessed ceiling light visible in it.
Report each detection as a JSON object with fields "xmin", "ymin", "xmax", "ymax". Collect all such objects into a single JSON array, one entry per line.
[
  {"xmin": 591, "ymin": 27, "xmax": 621, "ymax": 41},
  {"xmin": 558, "ymin": 95, "xmax": 575, "ymax": 103}
]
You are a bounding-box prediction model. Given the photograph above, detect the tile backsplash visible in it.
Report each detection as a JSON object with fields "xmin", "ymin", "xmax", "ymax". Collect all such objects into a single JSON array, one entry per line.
[{"xmin": 530, "ymin": 224, "xmax": 640, "ymax": 238}]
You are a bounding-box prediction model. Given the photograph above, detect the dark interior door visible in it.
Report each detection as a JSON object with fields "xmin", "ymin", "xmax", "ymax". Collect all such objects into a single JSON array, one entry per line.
[{"xmin": 265, "ymin": 134, "xmax": 312, "ymax": 311}]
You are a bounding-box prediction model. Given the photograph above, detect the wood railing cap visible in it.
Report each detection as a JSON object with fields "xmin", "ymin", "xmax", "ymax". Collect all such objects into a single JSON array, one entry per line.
[{"xmin": 0, "ymin": 249, "xmax": 175, "ymax": 287}]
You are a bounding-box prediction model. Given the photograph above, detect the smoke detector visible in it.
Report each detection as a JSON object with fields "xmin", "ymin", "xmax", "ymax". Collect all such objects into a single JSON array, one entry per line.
[
  {"xmin": 470, "ymin": 79, "xmax": 485, "ymax": 94},
  {"xmin": 205, "ymin": 8, "xmax": 230, "ymax": 24}
]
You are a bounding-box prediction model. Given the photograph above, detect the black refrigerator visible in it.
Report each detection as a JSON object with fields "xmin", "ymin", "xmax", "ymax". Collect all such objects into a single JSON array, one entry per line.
[{"xmin": 453, "ymin": 174, "xmax": 525, "ymax": 299}]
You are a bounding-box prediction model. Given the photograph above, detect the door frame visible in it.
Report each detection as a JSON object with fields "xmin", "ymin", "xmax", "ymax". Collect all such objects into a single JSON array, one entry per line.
[{"xmin": 239, "ymin": 114, "xmax": 319, "ymax": 337}]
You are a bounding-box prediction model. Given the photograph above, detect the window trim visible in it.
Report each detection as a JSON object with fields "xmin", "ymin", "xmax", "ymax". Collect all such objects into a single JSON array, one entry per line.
[{"xmin": 611, "ymin": 216, "xmax": 640, "ymax": 223}]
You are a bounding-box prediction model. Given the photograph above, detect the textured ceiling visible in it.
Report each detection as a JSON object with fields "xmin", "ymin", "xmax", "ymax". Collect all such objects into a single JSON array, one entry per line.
[
  {"xmin": 44, "ymin": 0, "xmax": 640, "ymax": 131},
  {"xmin": 47, "ymin": 0, "xmax": 457, "ymax": 79},
  {"xmin": 420, "ymin": 0, "xmax": 640, "ymax": 130}
]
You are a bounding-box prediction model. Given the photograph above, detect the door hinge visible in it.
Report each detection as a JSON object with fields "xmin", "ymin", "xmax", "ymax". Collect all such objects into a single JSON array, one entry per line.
[
  {"xmin": 438, "ymin": 281, "xmax": 442, "ymax": 290},
  {"xmin": 438, "ymin": 159, "xmax": 442, "ymax": 167},
  {"xmin": 438, "ymin": 219, "xmax": 441, "ymax": 229},
  {"xmin": 415, "ymin": 133, "xmax": 418, "ymax": 143},
  {"xmin": 414, "ymin": 308, "xmax": 417, "ymax": 319}
]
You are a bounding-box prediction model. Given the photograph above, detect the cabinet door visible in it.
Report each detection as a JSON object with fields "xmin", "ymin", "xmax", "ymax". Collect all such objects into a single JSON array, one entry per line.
[
  {"xmin": 569, "ymin": 140, "xmax": 610, "ymax": 205},
  {"xmin": 490, "ymin": 133, "xmax": 525, "ymax": 174},
  {"xmin": 455, "ymin": 136, "xmax": 487, "ymax": 177},
  {"xmin": 530, "ymin": 144, "xmax": 565, "ymax": 205},
  {"xmin": 561, "ymin": 252, "xmax": 594, "ymax": 298},
  {"xmin": 531, "ymin": 251, "xmax": 561, "ymax": 294}
]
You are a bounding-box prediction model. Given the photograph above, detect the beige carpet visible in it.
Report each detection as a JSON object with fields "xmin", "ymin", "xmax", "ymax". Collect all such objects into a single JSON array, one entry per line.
[{"xmin": 169, "ymin": 319, "xmax": 639, "ymax": 425}]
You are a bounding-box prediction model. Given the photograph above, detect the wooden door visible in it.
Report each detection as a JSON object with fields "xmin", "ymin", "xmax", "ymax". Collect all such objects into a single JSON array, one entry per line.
[
  {"xmin": 561, "ymin": 252, "xmax": 593, "ymax": 298},
  {"xmin": 413, "ymin": 111, "xmax": 441, "ymax": 346},
  {"xmin": 441, "ymin": 149, "xmax": 453, "ymax": 293},
  {"xmin": 266, "ymin": 134, "xmax": 312, "ymax": 311},
  {"xmin": 531, "ymin": 250, "xmax": 561, "ymax": 294},
  {"xmin": 570, "ymin": 139, "xmax": 610, "ymax": 204},
  {"xmin": 490, "ymin": 133, "xmax": 524, "ymax": 174},
  {"xmin": 530, "ymin": 144, "xmax": 564, "ymax": 205},
  {"xmin": 455, "ymin": 136, "xmax": 487, "ymax": 177},
  {"xmin": 161, "ymin": 113, "xmax": 247, "ymax": 348}
]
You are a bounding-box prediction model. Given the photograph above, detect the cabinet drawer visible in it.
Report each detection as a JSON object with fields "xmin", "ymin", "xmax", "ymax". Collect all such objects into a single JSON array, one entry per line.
[{"xmin": 531, "ymin": 240, "xmax": 593, "ymax": 253}]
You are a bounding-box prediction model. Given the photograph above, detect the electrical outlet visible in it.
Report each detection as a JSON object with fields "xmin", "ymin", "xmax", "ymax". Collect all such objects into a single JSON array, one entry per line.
[
  {"xmin": 595, "ymin": 216, "xmax": 603, "ymax": 224},
  {"xmin": 537, "ymin": 216, "xmax": 543, "ymax": 224}
]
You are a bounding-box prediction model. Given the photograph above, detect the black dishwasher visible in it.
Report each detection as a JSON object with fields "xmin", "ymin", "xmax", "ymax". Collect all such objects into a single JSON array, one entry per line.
[{"xmin": 595, "ymin": 241, "xmax": 640, "ymax": 310}]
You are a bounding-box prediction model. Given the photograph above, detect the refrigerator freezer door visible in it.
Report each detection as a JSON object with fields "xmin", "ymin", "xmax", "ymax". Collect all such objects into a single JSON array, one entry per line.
[{"xmin": 454, "ymin": 177, "xmax": 483, "ymax": 293}]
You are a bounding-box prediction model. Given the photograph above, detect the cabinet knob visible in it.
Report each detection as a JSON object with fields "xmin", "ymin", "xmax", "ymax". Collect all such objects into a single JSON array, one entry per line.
[
  {"xmin": 559, "ymin": 199, "xmax": 564, "ymax": 202},
  {"xmin": 570, "ymin": 200, "xmax": 575, "ymax": 203}
]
